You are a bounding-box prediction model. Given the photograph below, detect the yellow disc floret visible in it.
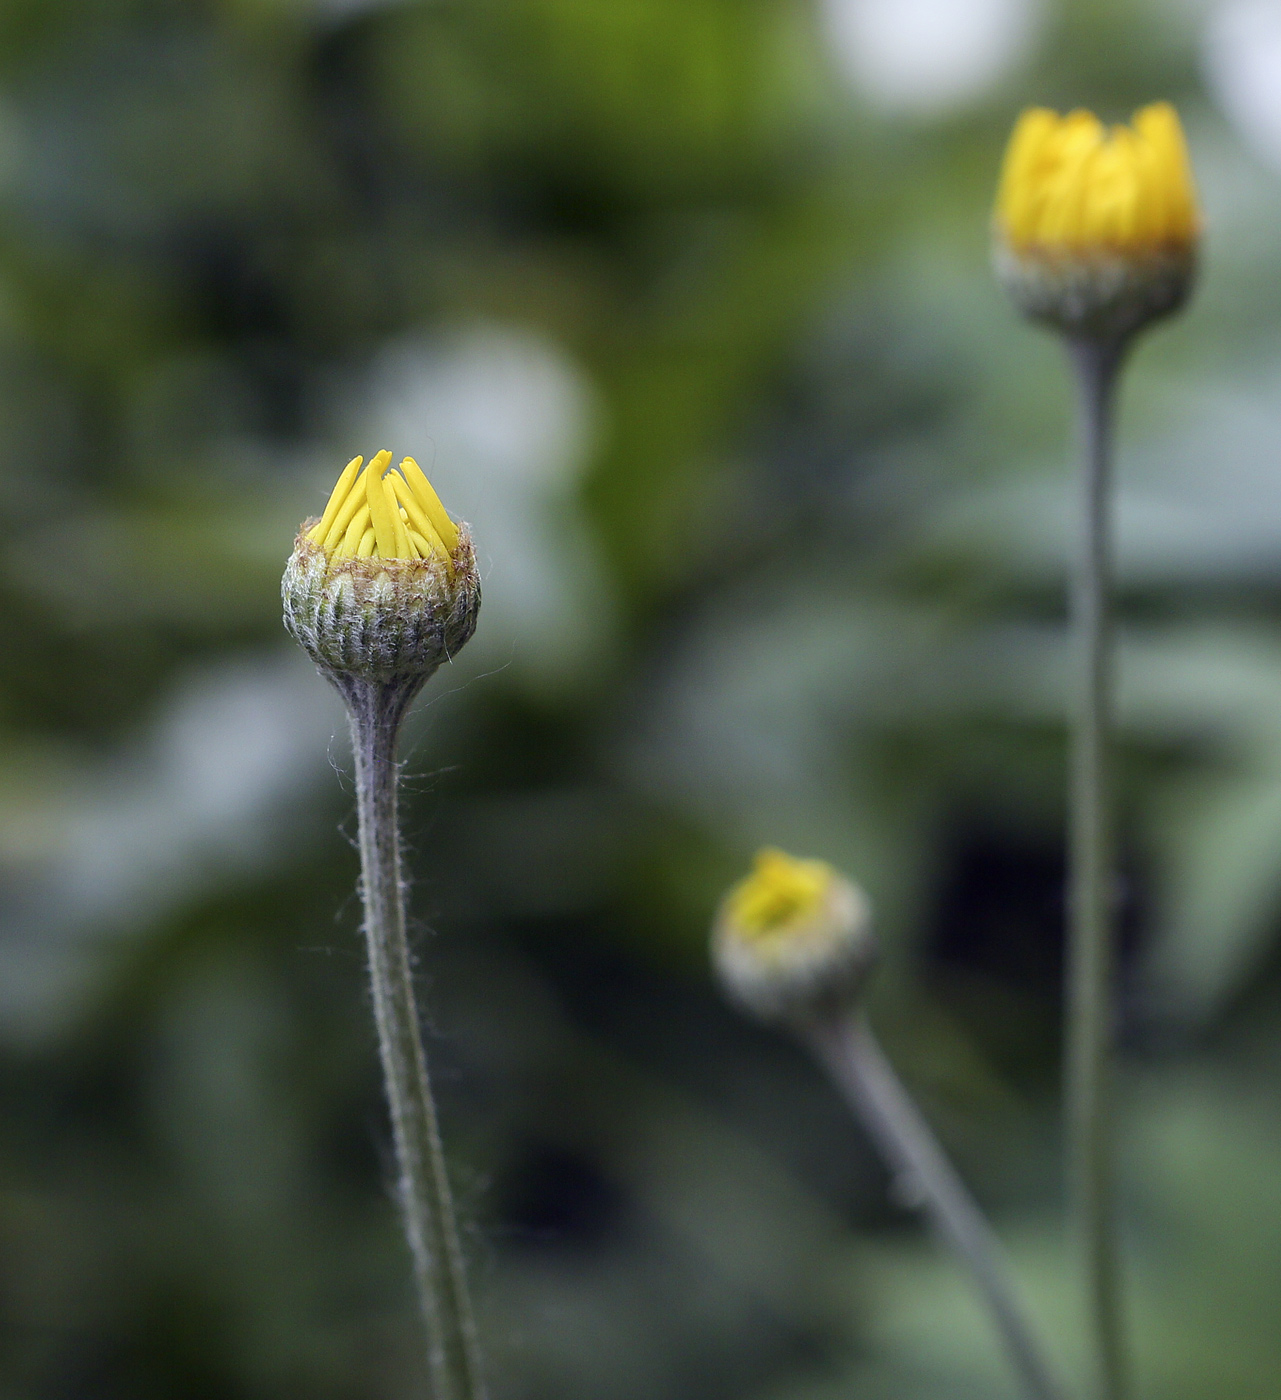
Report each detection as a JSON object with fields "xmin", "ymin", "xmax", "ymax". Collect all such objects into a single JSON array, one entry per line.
[
  {"xmin": 306, "ymin": 450, "xmax": 461, "ymax": 569},
  {"xmin": 724, "ymin": 848, "xmax": 836, "ymax": 947},
  {"xmin": 994, "ymin": 102, "xmax": 1199, "ymax": 256}
]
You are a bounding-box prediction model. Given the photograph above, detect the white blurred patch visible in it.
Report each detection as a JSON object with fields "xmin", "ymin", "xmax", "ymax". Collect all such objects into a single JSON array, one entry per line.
[
  {"xmin": 0, "ymin": 652, "xmax": 345, "ymax": 1040},
  {"xmin": 1203, "ymin": 0, "xmax": 1281, "ymax": 172},
  {"xmin": 363, "ymin": 323, "xmax": 612, "ymax": 691},
  {"xmin": 821, "ymin": 0, "xmax": 1044, "ymax": 117}
]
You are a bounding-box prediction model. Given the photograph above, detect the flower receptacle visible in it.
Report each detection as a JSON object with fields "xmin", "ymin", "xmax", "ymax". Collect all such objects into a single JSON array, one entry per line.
[{"xmin": 283, "ymin": 525, "xmax": 480, "ymax": 689}]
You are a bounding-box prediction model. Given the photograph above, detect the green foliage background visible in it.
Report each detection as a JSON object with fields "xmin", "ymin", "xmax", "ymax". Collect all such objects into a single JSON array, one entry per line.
[{"xmin": 2, "ymin": 1, "xmax": 1281, "ymax": 1396}]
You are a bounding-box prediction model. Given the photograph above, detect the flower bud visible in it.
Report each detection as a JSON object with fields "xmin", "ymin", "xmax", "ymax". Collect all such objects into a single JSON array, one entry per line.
[
  {"xmin": 283, "ymin": 450, "xmax": 480, "ymax": 691},
  {"xmin": 712, "ymin": 848, "xmax": 876, "ymax": 1024},
  {"xmin": 992, "ymin": 103, "xmax": 1199, "ymax": 343}
]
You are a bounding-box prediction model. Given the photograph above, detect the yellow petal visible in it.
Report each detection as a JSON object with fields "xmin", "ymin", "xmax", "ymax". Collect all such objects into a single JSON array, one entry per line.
[
  {"xmin": 364, "ymin": 449, "xmax": 399, "ymax": 558},
  {"xmin": 322, "ymin": 461, "xmax": 373, "ymax": 552},
  {"xmin": 994, "ymin": 101, "xmax": 1198, "ymax": 256},
  {"xmin": 1135, "ymin": 102, "xmax": 1198, "ymax": 242},
  {"xmin": 995, "ymin": 107, "xmax": 1058, "ymax": 245},
  {"xmin": 308, "ymin": 455, "xmax": 362, "ymax": 544},
  {"xmin": 386, "ymin": 475, "xmax": 412, "ymax": 558},
  {"xmin": 388, "ymin": 470, "xmax": 448, "ymax": 560},
  {"xmin": 400, "ymin": 456, "xmax": 459, "ymax": 554},
  {"xmin": 335, "ymin": 502, "xmax": 371, "ymax": 558}
]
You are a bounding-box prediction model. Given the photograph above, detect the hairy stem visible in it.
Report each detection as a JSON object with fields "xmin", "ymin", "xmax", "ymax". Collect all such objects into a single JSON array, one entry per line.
[
  {"xmin": 1066, "ymin": 338, "xmax": 1127, "ymax": 1400},
  {"xmin": 345, "ymin": 676, "xmax": 486, "ymax": 1400},
  {"xmin": 808, "ymin": 1012, "xmax": 1065, "ymax": 1400}
]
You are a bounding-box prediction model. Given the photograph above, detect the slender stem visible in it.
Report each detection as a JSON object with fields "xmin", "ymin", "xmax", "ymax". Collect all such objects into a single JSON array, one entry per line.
[
  {"xmin": 807, "ymin": 1012, "xmax": 1066, "ymax": 1400},
  {"xmin": 345, "ymin": 676, "xmax": 486, "ymax": 1400},
  {"xmin": 1066, "ymin": 337, "xmax": 1127, "ymax": 1400}
]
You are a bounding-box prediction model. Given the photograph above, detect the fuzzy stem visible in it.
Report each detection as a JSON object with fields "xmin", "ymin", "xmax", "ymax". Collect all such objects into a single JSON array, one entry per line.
[
  {"xmin": 344, "ymin": 676, "xmax": 486, "ymax": 1400},
  {"xmin": 808, "ymin": 1012, "xmax": 1066, "ymax": 1400},
  {"xmin": 1066, "ymin": 336, "xmax": 1127, "ymax": 1400}
]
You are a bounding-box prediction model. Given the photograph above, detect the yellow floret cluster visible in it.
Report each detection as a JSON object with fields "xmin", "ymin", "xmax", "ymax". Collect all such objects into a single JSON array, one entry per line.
[
  {"xmin": 724, "ymin": 848, "xmax": 835, "ymax": 946},
  {"xmin": 307, "ymin": 450, "xmax": 460, "ymax": 567},
  {"xmin": 994, "ymin": 102, "xmax": 1199, "ymax": 256}
]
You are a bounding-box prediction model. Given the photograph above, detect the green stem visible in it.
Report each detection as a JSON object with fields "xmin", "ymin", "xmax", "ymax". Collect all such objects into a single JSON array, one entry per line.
[
  {"xmin": 1066, "ymin": 337, "xmax": 1127, "ymax": 1400},
  {"xmin": 345, "ymin": 676, "xmax": 486, "ymax": 1400},
  {"xmin": 808, "ymin": 1012, "xmax": 1066, "ymax": 1400}
]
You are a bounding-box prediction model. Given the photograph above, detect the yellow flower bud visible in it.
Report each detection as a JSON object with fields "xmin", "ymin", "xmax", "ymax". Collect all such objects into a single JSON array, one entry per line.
[
  {"xmin": 992, "ymin": 103, "xmax": 1200, "ymax": 341},
  {"xmin": 283, "ymin": 451, "xmax": 479, "ymax": 691},
  {"xmin": 712, "ymin": 848, "xmax": 876, "ymax": 1023}
]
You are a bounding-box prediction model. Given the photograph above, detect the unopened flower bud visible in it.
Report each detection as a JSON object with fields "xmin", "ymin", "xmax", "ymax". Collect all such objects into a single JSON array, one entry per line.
[
  {"xmin": 992, "ymin": 103, "xmax": 1200, "ymax": 343},
  {"xmin": 283, "ymin": 450, "xmax": 480, "ymax": 694},
  {"xmin": 712, "ymin": 848, "xmax": 876, "ymax": 1024}
]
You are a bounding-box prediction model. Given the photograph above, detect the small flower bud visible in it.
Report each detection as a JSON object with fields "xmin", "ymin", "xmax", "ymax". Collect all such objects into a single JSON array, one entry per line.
[
  {"xmin": 992, "ymin": 103, "xmax": 1200, "ymax": 343},
  {"xmin": 283, "ymin": 450, "xmax": 480, "ymax": 692},
  {"xmin": 712, "ymin": 848, "xmax": 876, "ymax": 1024}
]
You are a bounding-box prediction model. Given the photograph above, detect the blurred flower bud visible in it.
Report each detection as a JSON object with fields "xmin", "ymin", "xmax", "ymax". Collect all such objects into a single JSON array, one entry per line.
[
  {"xmin": 283, "ymin": 450, "xmax": 480, "ymax": 690},
  {"xmin": 712, "ymin": 848, "xmax": 876, "ymax": 1024},
  {"xmin": 992, "ymin": 103, "xmax": 1200, "ymax": 342}
]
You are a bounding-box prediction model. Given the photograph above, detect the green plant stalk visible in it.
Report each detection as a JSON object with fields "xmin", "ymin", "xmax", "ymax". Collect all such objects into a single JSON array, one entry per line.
[
  {"xmin": 346, "ymin": 675, "xmax": 486, "ymax": 1400},
  {"xmin": 1066, "ymin": 336, "xmax": 1127, "ymax": 1400},
  {"xmin": 808, "ymin": 1012, "xmax": 1066, "ymax": 1400}
]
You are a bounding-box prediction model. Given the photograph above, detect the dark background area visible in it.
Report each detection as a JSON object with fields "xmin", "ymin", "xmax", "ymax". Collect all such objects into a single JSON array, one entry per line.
[{"xmin": 3, "ymin": 1, "xmax": 1281, "ymax": 1396}]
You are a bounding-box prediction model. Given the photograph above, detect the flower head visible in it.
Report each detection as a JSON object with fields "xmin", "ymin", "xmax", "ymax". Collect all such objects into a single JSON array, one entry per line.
[
  {"xmin": 712, "ymin": 848, "xmax": 875, "ymax": 1023},
  {"xmin": 992, "ymin": 103, "xmax": 1200, "ymax": 340},
  {"xmin": 283, "ymin": 451, "xmax": 479, "ymax": 694}
]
